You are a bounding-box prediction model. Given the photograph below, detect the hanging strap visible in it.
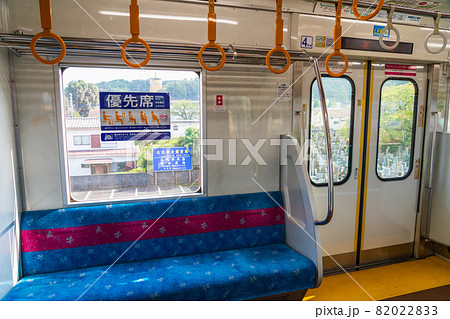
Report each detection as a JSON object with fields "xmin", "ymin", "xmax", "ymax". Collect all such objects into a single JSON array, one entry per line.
[
  {"xmin": 198, "ymin": 0, "xmax": 226, "ymax": 71},
  {"xmin": 121, "ymin": 0, "xmax": 152, "ymax": 68},
  {"xmin": 266, "ymin": 0, "xmax": 291, "ymax": 74},
  {"xmin": 352, "ymin": 0, "xmax": 384, "ymax": 21},
  {"xmin": 30, "ymin": 0, "xmax": 66, "ymax": 65},
  {"xmin": 424, "ymin": 12, "xmax": 447, "ymax": 54},
  {"xmin": 324, "ymin": 0, "xmax": 348, "ymax": 77}
]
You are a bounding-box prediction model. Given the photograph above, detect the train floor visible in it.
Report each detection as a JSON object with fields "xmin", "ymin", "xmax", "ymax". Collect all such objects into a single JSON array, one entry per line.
[{"xmin": 303, "ymin": 256, "xmax": 450, "ymax": 301}]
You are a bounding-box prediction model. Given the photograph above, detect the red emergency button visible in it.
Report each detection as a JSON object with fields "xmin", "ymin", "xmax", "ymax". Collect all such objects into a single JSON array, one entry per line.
[{"xmin": 216, "ymin": 95, "xmax": 223, "ymax": 106}]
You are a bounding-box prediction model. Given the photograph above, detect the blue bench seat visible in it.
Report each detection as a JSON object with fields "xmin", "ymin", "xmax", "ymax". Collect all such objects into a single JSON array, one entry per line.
[
  {"xmin": 2, "ymin": 192, "xmax": 319, "ymax": 301},
  {"xmin": 2, "ymin": 244, "xmax": 315, "ymax": 301}
]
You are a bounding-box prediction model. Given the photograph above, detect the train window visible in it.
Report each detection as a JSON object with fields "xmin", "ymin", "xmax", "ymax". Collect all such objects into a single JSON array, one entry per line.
[
  {"xmin": 376, "ymin": 79, "xmax": 418, "ymax": 180},
  {"xmin": 62, "ymin": 67, "xmax": 201, "ymax": 202},
  {"xmin": 309, "ymin": 76, "xmax": 354, "ymax": 185}
]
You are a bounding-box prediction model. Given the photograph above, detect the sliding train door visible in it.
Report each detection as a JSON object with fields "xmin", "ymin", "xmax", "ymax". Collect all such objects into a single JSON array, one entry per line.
[
  {"xmin": 298, "ymin": 60, "xmax": 426, "ymax": 271},
  {"xmin": 297, "ymin": 60, "xmax": 365, "ymax": 271},
  {"xmin": 358, "ymin": 62, "xmax": 427, "ymax": 265}
]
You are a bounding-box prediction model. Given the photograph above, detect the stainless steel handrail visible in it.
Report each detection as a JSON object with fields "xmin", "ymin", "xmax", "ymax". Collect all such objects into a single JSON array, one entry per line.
[
  {"xmin": 0, "ymin": 34, "xmax": 314, "ymax": 66},
  {"xmin": 312, "ymin": 58, "xmax": 334, "ymax": 226}
]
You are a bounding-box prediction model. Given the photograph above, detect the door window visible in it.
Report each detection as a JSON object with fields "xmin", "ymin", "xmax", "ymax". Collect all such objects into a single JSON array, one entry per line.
[
  {"xmin": 309, "ymin": 77, "xmax": 355, "ymax": 185},
  {"xmin": 376, "ymin": 79, "xmax": 418, "ymax": 180}
]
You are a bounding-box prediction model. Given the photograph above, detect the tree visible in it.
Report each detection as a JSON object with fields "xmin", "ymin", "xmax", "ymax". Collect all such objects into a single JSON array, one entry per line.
[
  {"xmin": 95, "ymin": 77, "xmax": 200, "ymax": 100},
  {"xmin": 178, "ymin": 127, "xmax": 200, "ymax": 169},
  {"xmin": 378, "ymin": 81, "xmax": 415, "ymax": 148},
  {"xmin": 132, "ymin": 127, "xmax": 200, "ymax": 173},
  {"xmin": 162, "ymin": 78, "xmax": 199, "ymax": 100},
  {"xmin": 96, "ymin": 79, "xmax": 151, "ymax": 92},
  {"xmin": 65, "ymin": 80, "xmax": 99, "ymax": 117},
  {"xmin": 171, "ymin": 100, "xmax": 200, "ymax": 120}
]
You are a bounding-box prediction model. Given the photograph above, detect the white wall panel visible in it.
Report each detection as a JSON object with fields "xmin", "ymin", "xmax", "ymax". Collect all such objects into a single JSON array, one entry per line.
[
  {"xmin": 206, "ymin": 64, "xmax": 292, "ymax": 196},
  {"xmin": 0, "ymin": 47, "xmax": 19, "ymax": 298},
  {"xmin": 0, "ymin": 228, "xmax": 15, "ymax": 299},
  {"xmin": 0, "ymin": 49, "xmax": 18, "ymax": 230},
  {"xmin": 13, "ymin": 56, "xmax": 63, "ymax": 210}
]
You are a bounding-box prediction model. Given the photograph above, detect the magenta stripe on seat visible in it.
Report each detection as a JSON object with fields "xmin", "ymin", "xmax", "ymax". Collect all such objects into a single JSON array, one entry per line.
[{"xmin": 22, "ymin": 207, "xmax": 284, "ymax": 252}]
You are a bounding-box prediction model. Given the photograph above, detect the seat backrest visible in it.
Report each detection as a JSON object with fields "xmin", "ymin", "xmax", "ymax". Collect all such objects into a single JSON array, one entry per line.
[{"xmin": 21, "ymin": 192, "xmax": 284, "ymax": 276}]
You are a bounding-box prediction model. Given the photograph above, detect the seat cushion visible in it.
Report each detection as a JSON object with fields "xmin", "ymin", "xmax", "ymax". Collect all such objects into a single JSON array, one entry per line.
[
  {"xmin": 2, "ymin": 244, "xmax": 316, "ymax": 301},
  {"xmin": 21, "ymin": 192, "xmax": 285, "ymax": 276}
]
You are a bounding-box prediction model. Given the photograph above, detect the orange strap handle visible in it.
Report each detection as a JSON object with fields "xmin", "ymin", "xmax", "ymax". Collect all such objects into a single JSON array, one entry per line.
[
  {"xmin": 30, "ymin": 0, "xmax": 66, "ymax": 65},
  {"xmin": 266, "ymin": 0, "xmax": 291, "ymax": 74},
  {"xmin": 325, "ymin": 0, "xmax": 348, "ymax": 77},
  {"xmin": 198, "ymin": 0, "xmax": 226, "ymax": 71},
  {"xmin": 352, "ymin": 0, "xmax": 384, "ymax": 21},
  {"xmin": 121, "ymin": 0, "xmax": 151, "ymax": 68}
]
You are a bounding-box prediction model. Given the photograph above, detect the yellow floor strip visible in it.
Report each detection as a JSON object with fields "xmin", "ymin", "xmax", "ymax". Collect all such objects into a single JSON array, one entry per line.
[{"xmin": 304, "ymin": 256, "xmax": 450, "ymax": 301}]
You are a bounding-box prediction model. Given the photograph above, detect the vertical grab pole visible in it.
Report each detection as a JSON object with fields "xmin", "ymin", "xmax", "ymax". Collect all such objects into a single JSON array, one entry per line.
[{"xmin": 313, "ymin": 58, "xmax": 334, "ymax": 226}]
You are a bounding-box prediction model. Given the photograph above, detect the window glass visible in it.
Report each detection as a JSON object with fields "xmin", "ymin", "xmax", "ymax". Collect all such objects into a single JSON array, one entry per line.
[
  {"xmin": 73, "ymin": 135, "xmax": 90, "ymax": 146},
  {"xmin": 377, "ymin": 79, "xmax": 417, "ymax": 180},
  {"xmin": 309, "ymin": 77, "xmax": 353, "ymax": 185},
  {"xmin": 63, "ymin": 67, "xmax": 201, "ymax": 202}
]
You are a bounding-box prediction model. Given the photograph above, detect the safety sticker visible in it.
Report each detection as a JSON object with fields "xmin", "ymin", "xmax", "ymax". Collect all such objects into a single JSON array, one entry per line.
[
  {"xmin": 418, "ymin": 105, "xmax": 424, "ymax": 127},
  {"xmin": 315, "ymin": 36, "xmax": 333, "ymax": 48},
  {"xmin": 414, "ymin": 158, "xmax": 421, "ymax": 180},
  {"xmin": 300, "ymin": 36, "xmax": 313, "ymax": 49},
  {"xmin": 277, "ymin": 83, "xmax": 291, "ymax": 102},
  {"xmin": 100, "ymin": 92, "xmax": 170, "ymax": 131},
  {"xmin": 373, "ymin": 25, "xmax": 390, "ymax": 38},
  {"xmin": 385, "ymin": 64, "xmax": 417, "ymax": 76}
]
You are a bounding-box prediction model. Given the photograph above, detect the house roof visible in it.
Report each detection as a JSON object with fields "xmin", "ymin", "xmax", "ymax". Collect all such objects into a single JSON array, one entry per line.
[
  {"xmin": 66, "ymin": 117, "xmax": 100, "ymax": 129},
  {"xmin": 69, "ymin": 149, "xmax": 139, "ymax": 157}
]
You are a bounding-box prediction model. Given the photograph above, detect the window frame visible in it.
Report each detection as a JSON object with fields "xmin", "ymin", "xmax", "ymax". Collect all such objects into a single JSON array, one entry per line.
[
  {"xmin": 308, "ymin": 75, "xmax": 356, "ymax": 187},
  {"xmin": 375, "ymin": 77, "xmax": 419, "ymax": 182},
  {"xmin": 73, "ymin": 135, "xmax": 90, "ymax": 146},
  {"xmin": 57, "ymin": 64, "xmax": 205, "ymax": 207}
]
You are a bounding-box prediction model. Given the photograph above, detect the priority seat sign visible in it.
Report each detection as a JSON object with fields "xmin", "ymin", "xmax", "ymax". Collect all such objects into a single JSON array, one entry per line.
[{"xmin": 100, "ymin": 92, "xmax": 170, "ymax": 131}]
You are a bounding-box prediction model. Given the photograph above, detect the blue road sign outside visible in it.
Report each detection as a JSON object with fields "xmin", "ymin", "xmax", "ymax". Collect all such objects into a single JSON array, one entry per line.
[
  {"xmin": 153, "ymin": 147, "xmax": 193, "ymax": 172},
  {"xmin": 101, "ymin": 131, "xmax": 171, "ymax": 142},
  {"xmin": 100, "ymin": 92, "xmax": 170, "ymax": 131}
]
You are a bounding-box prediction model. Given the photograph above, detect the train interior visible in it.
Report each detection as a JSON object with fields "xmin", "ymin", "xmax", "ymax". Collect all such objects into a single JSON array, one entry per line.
[{"xmin": 0, "ymin": 0, "xmax": 449, "ymax": 303}]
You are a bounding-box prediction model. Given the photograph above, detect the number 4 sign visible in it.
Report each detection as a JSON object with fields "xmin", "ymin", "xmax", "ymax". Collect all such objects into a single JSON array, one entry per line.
[{"xmin": 300, "ymin": 36, "xmax": 313, "ymax": 49}]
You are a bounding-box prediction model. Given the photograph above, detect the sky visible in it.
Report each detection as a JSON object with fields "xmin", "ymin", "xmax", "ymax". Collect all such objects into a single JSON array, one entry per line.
[{"xmin": 63, "ymin": 67, "xmax": 198, "ymax": 87}]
